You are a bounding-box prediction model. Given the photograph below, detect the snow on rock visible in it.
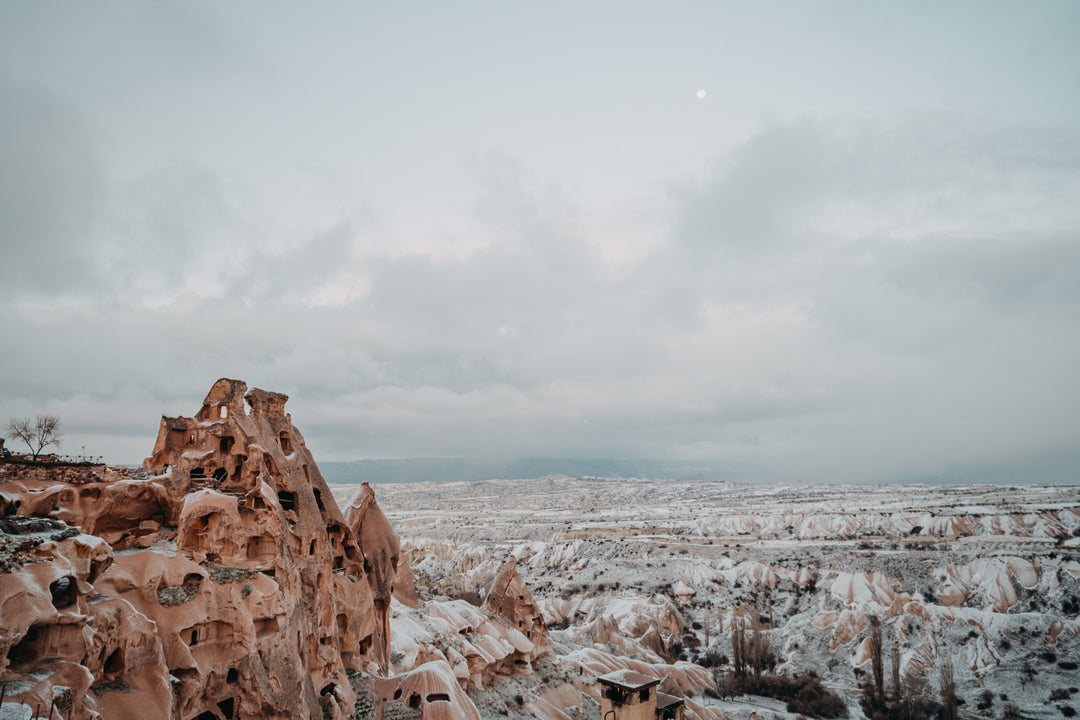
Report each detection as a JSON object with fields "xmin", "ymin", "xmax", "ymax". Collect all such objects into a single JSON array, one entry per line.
[
  {"xmin": 525, "ymin": 683, "xmax": 585, "ymax": 720},
  {"xmin": 680, "ymin": 560, "xmax": 723, "ymax": 588},
  {"xmin": 673, "ymin": 578, "xmax": 696, "ymax": 600},
  {"xmin": 567, "ymin": 647, "xmax": 715, "ymax": 700},
  {"xmin": 389, "ymin": 599, "xmax": 541, "ymax": 689},
  {"xmin": 1047, "ymin": 619, "xmax": 1080, "ymax": 646},
  {"xmin": 540, "ymin": 594, "xmax": 684, "ymax": 644},
  {"xmin": 932, "ymin": 557, "xmax": 1041, "ymax": 613},
  {"xmin": 735, "ymin": 561, "xmax": 778, "ymax": 588},
  {"xmin": 813, "ymin": 609, "xmax": 870, "ymax": 648},
  {"xmin": 371, "ymin": 660, "xmax": 481, "ymax": 720},
  {"xmin": 830, "ymin": 571, "xmax": 900, "ymax": 608}
]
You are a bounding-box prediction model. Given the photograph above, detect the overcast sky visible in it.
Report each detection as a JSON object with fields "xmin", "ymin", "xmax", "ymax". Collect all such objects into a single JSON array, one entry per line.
[{"xmin": 1, "ymin": 2, "xmax": 1078, "ymax": 482}]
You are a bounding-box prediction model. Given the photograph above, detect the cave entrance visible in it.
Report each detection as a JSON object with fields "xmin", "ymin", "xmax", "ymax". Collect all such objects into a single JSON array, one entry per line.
[
  {"xmin": 50, "ymin": 576, "xmax": 77, "ymax": 609},
  {"xmin": 104, "ymin": 647, "xmax": 124, "ymax": 674},
  {"xmin": 7, "ymin": 626, "xmax": 41, "ymax": 670},
  {"xmin": 216, "ymin": 697, "xmax": 235, "ymax": 719}
]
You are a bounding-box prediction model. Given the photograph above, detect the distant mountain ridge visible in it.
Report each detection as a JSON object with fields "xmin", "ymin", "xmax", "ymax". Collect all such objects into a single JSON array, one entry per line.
[{"xmin": 318, "ymin": 457, "xmax": 722, "ymax": 484}]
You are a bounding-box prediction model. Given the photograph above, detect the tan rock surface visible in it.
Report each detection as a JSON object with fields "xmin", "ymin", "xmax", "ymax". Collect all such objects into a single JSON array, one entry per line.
[
  {"xmin": 0, "ymin": 379, "xmax": 413, "ymax": 719},
  {"xmin": 484, "ymin": 557, "xmax": 551, "ymax": 658}
]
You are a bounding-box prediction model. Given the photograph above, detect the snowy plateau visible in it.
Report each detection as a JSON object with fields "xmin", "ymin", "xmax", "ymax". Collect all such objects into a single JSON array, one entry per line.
[{"xmin": 331, "ymin": 478, "xmax": 1080, "ymax": 720}]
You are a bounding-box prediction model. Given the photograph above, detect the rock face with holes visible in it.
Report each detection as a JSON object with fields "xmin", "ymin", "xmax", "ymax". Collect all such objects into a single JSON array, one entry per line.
[
  {"xmin": 0, "ymin": 515, "xmax": 171, "ymax": 720},
  {"xmin": 347, "ymin": 481, "xmax": 407, "ymax": 674},
  {"xmin": 0, "ymin": 379, "xmax": 410, "ymax": 720},
  {"xmin": 485, "ymin": 557, "xmax": 551, "ymax": 660}
]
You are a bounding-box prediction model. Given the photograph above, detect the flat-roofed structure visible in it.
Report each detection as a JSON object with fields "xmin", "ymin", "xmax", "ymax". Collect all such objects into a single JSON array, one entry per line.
[
  {"xmin": 655, "ymin": 691, "xmax": 685, "ymax": 720},
  {"xmin": 597, "ymin": 670, "xmax": 661, "ymax": 720}
]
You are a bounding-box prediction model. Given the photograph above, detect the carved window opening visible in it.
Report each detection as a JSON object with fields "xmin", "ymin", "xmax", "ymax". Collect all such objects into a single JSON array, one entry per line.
[
  {"xmin": 247, "ymin": 537, "xmax": 273, "ymax": 559},
  {"xmin": 333, "ymin": 555, "xmax": 344, "ymax": 570},
  {"xmin": 278, "ymin": 432, "xmax": 292, "ymax": 455},
  {"xmin": 213, "ymin": 468, "xmax": 227, "ymax": 483},
  {"xmin": 313, "ymin": 487, "xmax": 325, "ymax": 512},
  {"xmin": 219, "ymin": 406, "xmax": 228, "ymax": 419},
  {"xmin": 427, "ymin": 693, "xmax": 450, "ymax": 703},
  {"xmin": 190, "ymin": 467, "xmax": 207, "ymax": 479},
  {"xmin": 219, "ymin": 436, "xmax": 234, "ymax": 453},
  {"xmin": 393, "ymin": 689, "xmax": 402, "ymax": 700},
  {"xmin": 7, "ymin": 626, "xmax": 40, "ymax": 669},
  {"xmin": 89, "ymin": 558, "xmax": 106, "ymax": 584},
  {"xmin": 188, "ymin": 629, "xmax": 198, "ymax": 646},
  {"xmin": 309, "ymin": 539, "xmax": 316, "ymax": 555},
  {"xmin": 216, "ymin": 697, "xmax": 234, "ymax": 719},
  {"xmin": 254, "ymin": 617, "xmax": 279, "ymax": 639},
  {"xmin": 195, "ymin": 713, "xmax": 217, "ymax": 720},
  {"xmin": 191, "ymin": 514, "xmax": 213, "ymax": 532},
  {"xmin": 277, "ymin": 491, "xmax": 296, "ymax": 512},
  {"xmin": 639, "ymin": 688, "xmax": 651, "ymax": 702},
  {"xmin": 321, "ymin": 683, "xmax": 336, "ymax": 696},
  {"xmin": 104, "ymin": 647, "xmax": 123, "ymax": 674},
  {"xmin": 408, "ymin": 694, "xmax": 421, "ymax": 709},
  {"xmin": 188, "ymin": 434, "xmax": 195, "ymax": 445},
  {"xmin": 50, "ymin": 576, "xmax": 77, "ymax": 609},
  {"xmin": 227, "ymin": 668, "xmax": 238, "ymax": 684}
]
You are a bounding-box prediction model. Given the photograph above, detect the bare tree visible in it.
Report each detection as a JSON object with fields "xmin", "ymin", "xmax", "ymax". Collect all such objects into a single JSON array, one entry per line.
[
  {"xmin": 731, "ymin": 614, "xmax": 747, "ymax": 679},
  {"xmin": 890, "ymin": 640, "xmax": 901, "ymax": 704},
  {"xmin": 869, "ymin": 616, "xmax": 885, "ymax": 706},
  {"xmin": 7, "ymin": 415, "xmax": 63, "ymax": 461},
  {"xmin": 750, "ymin": 615, "xmax": 766, "ymax": 677},
  {"xmin": 940, "ymin": 657, "xmax": 958, "ymax": 720}
]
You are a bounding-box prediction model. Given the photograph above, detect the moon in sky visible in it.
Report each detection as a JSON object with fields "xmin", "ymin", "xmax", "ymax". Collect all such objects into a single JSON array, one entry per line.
[{"xmin": 696, "ymin": 89, "xmax": 706, "ymax": 99}]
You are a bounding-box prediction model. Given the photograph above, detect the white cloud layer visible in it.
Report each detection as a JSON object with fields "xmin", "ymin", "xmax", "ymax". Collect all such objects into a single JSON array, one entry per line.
[{"xmin": 1, "ymin": 3, "xmax": 1078, "ymax": 482}]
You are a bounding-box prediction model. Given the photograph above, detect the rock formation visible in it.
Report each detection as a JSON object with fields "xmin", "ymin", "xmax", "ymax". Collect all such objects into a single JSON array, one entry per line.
[
  {"xmin": 1, "ymin": 379, "xmax": 554, "ymax": 720},
  {"xmin": 0, "ymin": 379, "xmax": 421, "ymax": 719},
  {"xmin": 484, "ymin": 557, "xmax": 551, "ymax": 658}
]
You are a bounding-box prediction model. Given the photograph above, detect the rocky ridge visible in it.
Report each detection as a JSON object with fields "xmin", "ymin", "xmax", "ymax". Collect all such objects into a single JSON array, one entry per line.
[
  {"xmin": 362, "ymin": 475, "xmax": 1080, "ymax": 720},
  {"xmin": 0, "ymin": 380, "xmax": 547, "ymax": 720}
]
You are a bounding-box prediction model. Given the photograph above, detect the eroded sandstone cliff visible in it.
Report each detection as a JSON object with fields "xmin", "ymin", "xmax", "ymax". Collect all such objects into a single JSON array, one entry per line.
[{"xmin": 0, "ymin": 379, "xmax": 544, "ymax": 720}]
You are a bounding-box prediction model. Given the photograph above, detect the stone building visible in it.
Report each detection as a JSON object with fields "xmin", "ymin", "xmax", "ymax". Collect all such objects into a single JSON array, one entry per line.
[{"xmin": 597, "ymin": 670, "xmax": 661, "ymax": 720}]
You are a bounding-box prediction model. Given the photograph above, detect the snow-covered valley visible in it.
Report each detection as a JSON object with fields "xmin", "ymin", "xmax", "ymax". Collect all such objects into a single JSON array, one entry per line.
[{"xmin": 334, "ymin": 478, "xmax": 1080, "ymax": 720}]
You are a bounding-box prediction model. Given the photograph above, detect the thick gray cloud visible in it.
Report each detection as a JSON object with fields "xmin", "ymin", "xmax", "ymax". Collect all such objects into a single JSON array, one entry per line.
[
  {"xmin": 1, "ymin": 3, "xmax": 1077, "ymax": 482},
  {"xmin": 0, "ymin": 79, "xmax": 101, "ymax": 296}
]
